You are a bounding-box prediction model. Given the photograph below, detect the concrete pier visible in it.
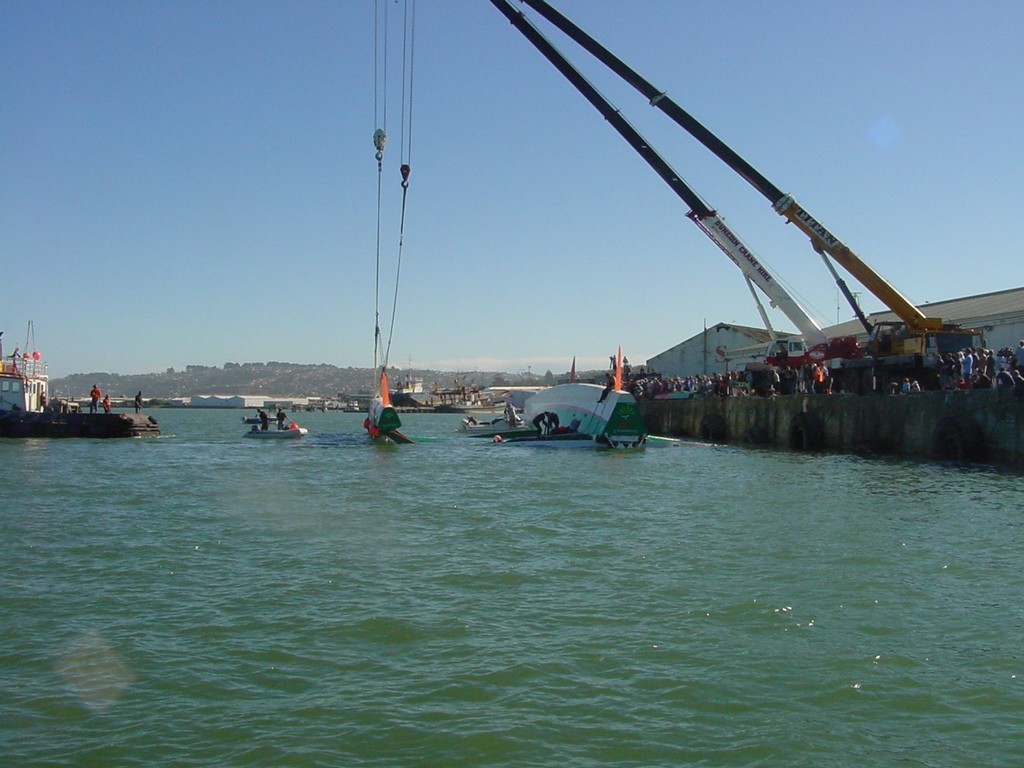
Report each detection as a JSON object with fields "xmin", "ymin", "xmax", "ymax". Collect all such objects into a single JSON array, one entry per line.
[{"xmin": 640, "ymin": 390, "xmax": 1024, "ymax": 468}]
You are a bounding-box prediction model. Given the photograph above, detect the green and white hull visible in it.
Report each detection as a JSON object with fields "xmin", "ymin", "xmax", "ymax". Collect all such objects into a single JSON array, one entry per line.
[
  {"xmin": 366, "ymin": 395, "xmax": 412, "ymax": 444},
  {"xmin": 519, "ymin": 383, "xmax": 646, "ymax": 449}
]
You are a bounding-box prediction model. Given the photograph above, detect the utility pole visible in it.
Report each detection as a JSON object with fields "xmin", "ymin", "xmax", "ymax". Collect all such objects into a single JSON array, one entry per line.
[{"xmin": 703, "ymin": 318, "xmax": 708, "ymax": 375}]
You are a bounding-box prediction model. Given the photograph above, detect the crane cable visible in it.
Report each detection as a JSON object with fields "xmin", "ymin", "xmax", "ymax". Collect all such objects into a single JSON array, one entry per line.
[{"xmin": 372, "ymin": 0, "xmax": 416, "ymax": 377}]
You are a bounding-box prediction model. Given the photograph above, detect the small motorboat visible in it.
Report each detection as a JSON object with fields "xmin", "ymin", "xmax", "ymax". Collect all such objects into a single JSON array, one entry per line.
[
  {"xmin": 457, "ymin": 404, "xmax": 533, "ymax": 440},
  {"xmin": 243, "ymin": 422, "xmax": 308, "ymax": 439}
]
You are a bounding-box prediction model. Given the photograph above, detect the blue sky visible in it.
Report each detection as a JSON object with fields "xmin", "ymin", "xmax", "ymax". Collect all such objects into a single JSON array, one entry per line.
[{"xmin": 3, "ymin": 1, "xmax": 1022, "ymax": 378}]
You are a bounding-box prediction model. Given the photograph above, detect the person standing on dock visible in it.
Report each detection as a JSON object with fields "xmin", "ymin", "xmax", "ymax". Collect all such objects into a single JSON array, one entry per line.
[
  {"xmin": 89, "ymin": 384, "xmax": 101, "ymax": 413},
  {"xmin": 101, "ymin": 395, "xmax": 111, "ymax": 413},
  {"xmin": 134, "ymin": 391, "xmax": 143, "ymax": 413}
]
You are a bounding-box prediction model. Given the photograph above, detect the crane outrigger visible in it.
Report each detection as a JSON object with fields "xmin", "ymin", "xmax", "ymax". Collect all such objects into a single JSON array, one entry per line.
[{"xmin": 493, "ymin": 0, "xmax": 979, "ymax": 390}]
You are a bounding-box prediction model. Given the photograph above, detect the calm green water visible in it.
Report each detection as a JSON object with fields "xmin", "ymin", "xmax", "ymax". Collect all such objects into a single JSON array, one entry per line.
[{"xmin": 3, "ymin": 408, "xmax": 1023, "ymax": 767}]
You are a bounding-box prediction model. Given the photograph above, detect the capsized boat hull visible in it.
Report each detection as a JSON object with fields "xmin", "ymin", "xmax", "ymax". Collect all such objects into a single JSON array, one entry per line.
[
  {"xmin": 520, "ymin": 383, "xmax": 646, "ymax": 449},
  {"xmin": 366, "ymin": 396, "xmax": 413, "ymax": 443}
]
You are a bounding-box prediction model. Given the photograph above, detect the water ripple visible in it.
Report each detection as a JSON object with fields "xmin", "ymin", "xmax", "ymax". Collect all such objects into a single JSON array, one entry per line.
[{"xmin": 3, "ymin": 411, "xmax": 1024, "ymax": 766}]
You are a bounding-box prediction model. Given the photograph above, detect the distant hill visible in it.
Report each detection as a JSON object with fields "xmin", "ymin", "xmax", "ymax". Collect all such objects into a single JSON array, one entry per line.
[{"xmin": 49, "ymin": 361, "xmax": 570, "ymax": 400}]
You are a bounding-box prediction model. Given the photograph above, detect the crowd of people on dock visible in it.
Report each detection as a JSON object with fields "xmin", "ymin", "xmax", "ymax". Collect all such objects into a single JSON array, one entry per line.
[
  {"xmin": 626, "ymin": 365, "xmax": 833, "ymax": 398},
  {"xmin": 624, "ymin": 341, "xmax": 1024, "ymax": 400},
  {"xmin": 627, "ymin": 370, "xmax": 738, "ymax": 398},
  {"xmin": 936, "ymin": 344, "xmax": 1024, "ymax": 395}
]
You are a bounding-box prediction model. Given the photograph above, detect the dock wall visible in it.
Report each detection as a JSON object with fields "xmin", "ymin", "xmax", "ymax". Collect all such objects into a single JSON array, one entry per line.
[{"xmin": 640, "ymin": 390, "xmax": 1024, "ymax": 467}]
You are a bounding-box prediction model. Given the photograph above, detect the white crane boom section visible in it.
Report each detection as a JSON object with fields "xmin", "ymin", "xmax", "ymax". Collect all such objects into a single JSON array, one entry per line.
[{"xmin": 691, "ymin": 212, "xmax": 828, "ymax": 346}]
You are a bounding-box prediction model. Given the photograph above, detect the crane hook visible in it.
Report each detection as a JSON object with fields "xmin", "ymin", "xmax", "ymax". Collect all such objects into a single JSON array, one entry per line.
[{"xmin": 373, "ymin": 128, "xmax": 388, "ymax": 161}]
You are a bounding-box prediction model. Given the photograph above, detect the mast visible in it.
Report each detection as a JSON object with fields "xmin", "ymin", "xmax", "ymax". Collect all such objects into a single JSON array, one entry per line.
[{"xmin": 367, "ymin": 0, "xmax": 417, "ymax": 443}]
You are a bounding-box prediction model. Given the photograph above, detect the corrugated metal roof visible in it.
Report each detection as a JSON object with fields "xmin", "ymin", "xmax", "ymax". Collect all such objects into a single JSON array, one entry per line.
[{"xmin": 823, "ymin": 286, "xmax": 1024, "ymax": 338}]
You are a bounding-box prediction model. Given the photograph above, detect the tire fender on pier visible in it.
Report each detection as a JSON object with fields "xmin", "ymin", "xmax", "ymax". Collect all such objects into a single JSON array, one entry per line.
[
  {"xmin": 742, "ymin": 426, "xmax": 771, "ymax": 445},
  {"xmin": 789, "ymin": 412, "xmax": 825, "ymax": 451},
  {"xmin": 699, "ymin": 413, "xmax": 727, "ymax": 442},
  {"xmin": 932, "ymin": 416, "xmax": 985, "ymax": 462}
]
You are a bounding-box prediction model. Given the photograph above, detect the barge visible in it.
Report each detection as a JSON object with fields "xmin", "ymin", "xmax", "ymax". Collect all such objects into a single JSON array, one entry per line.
[{"xmin": 1, "ymin": 330, "xmax": 159, "ymax": 438}]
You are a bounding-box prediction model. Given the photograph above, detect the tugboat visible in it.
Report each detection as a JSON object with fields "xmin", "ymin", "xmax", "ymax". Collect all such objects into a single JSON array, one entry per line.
[{"xmin": 0, "ymin": 325, "xmax": 159, "ymax": 438}]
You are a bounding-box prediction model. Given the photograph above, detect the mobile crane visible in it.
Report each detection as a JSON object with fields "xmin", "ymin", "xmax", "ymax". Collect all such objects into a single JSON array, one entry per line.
[
  {"xmin": 488, "ymin": 0, "xmax": 861, "ymax": 371},
  {"xmin": 502, "ymin": 0, "xmax": 979, "ymax": 391}
]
